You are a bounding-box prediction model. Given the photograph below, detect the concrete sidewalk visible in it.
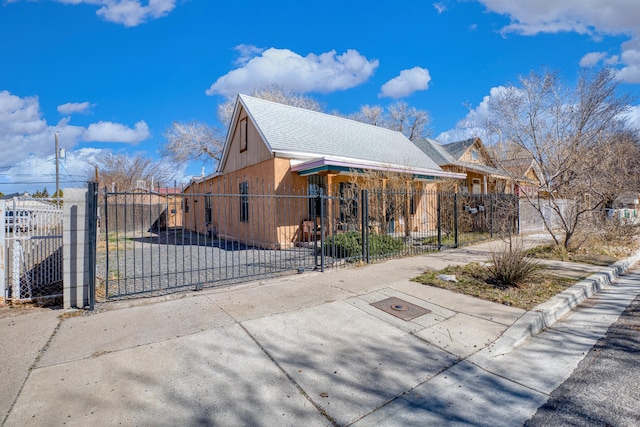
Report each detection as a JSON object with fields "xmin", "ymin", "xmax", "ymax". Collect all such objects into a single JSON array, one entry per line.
[{"xmin": 2, "ymin": 236, "xmax": 639, "ymax": 426}]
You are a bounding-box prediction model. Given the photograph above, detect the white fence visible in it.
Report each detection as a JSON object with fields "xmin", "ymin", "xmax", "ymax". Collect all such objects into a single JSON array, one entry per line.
[
  {"xmin": 518, "ymin": 199, "xmax": 575, "ymax": 234},
  {"xmin": 1, "ymin": 197, "xmax": 64, "ymax": 304}
]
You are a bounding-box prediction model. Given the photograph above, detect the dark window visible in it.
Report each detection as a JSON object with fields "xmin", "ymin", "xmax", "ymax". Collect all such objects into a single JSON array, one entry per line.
[
  {"xmin": 308, "ymin": 175, "xmax": 327, "ymax": 218},
  {"xmin": 184, "ymin": 199, "xmax": 189, "ymax": 213},
  {"xmin": 240, "ymin": 118, "xmax": 248, "ymax": 152},
  {"xmin": 339, "ymin": 182, "xmax": 358, "ymax": 223},
  {"xmin": 205, "ymin": 194, "xmax": 212, "ymax": 223},
  {"xmin": 409, "ymin": 189, "xmax": 416, "ymax": 215},
  {"xmin": 240, "ymin": 182, "xmax": 249, "ymax": 222}
]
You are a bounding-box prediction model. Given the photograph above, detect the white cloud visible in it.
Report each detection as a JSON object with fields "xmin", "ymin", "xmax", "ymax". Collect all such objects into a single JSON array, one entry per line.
[
  {"xmin": 233, "ymin": 44, "xmax": 265, "ymax": 66},
  {"xmin": 436, "ymin": 127, "xmax": 489, "ymax": 145},
  {"xmin": 53, "ymin": 0, "xmax": 176, "ymax": 26},
  {"xmin": 439, "ymin": 84, "xmax": 640, "ymax": 145},
  {"xmin": 623, "ymin": 105, "xmax": 640, "ymax": 129},
  {"xmin": 433, "ymin": 3, "xmax": 447, "ymax": 14},
  {"xmin": 0, "ymin": 90, "xmax": 150, "ymax": 171},
  {"xmin": 379, "ymin": 67, "xmax": 432, "ymax": 99},
  {"xmin": 617, "ymin": 38, "xmax": 640, "ymax": 83},
  {"xmin": 579, "ymin": 51, "xmax": 608, "ymax": 67},
  {"xmin": 475, "ymin": 0, "xmax": 640, "ymax": 83},
  {"xmin": 0, "ymin": 91, "xmax": 84, "ymax": 167},
  {"xmin": 436, "ymin": 86, "xmax": 511, "ymax": 144},
  {"xmin": 0, "ymin": 147, "xmax": 111, "ymax": 195},
  {"xmin": 206, "ymin": 47, "xmax": 379, "ymax": 96},
  {"xmin": 455, "ymin": 86, "xmax": 510, "ymax": 129},
  {"xmin": 84, "ymin": 120, "xmax": 150, "ymax": 143},
  {"xmin": 477, "ymin": 0, "xmax": 640, "ymax": 36},
  {"xmin": 57, "ymin": 101, "xmax": 95, "ymax": 115}
]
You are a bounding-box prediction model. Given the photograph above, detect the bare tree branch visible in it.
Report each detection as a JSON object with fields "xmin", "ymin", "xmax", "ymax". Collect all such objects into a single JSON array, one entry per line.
[{"xmin": 487, "ymin": 68, "xmax": 638, "ymax": 249}]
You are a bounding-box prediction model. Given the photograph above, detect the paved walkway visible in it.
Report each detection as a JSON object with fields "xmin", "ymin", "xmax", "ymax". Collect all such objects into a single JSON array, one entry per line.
[{"xmin": 2, "ymin": 236, "xmax": 639, "ymax": 426}]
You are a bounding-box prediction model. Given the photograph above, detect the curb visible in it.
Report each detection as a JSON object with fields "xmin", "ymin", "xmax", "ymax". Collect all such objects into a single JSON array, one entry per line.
[{"xmin": 485, "ymin": 248, "xmax": 640, "ymax": 356}]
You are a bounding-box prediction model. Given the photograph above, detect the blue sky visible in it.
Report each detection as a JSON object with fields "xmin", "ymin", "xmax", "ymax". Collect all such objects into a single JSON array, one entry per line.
[{"xmin": 2, "ymin": 0, "xmax": 640, "ymax": 194}]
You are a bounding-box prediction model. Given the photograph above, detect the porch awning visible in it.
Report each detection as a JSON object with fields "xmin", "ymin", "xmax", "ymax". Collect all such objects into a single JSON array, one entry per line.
[{"xmin": 289, "ymin": 156, "xmax": 466, "ymax": 181}]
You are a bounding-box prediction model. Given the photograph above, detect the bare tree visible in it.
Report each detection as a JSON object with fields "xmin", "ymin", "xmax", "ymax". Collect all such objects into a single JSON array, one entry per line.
[
  {"xmin": 352, "ymin": 105, "xmax": 384, "ymax": 127},
  {"xmin": 351, "ymin": 101, "xmax": 431, "ymax": 140},
  {"xmin": 89, "ymin": 153, "xmax": 176, "ymax": 192},
  {"xmin": 342, "ymin": 168, "xmax": 416, "ymax": 237},
  {"xmin": 162, "ymin": 121, "xmax": 225, "ymax": 165},
  {"xmin": 487, "ymin": 68, "xmax": 638, "ymax": 249}
]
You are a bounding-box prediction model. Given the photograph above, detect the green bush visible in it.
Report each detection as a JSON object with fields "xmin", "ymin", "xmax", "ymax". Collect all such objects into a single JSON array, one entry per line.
[
  {"xmin": 322, "ymin": 232, "xmax": 404, "ymax": 259},
  {"xmin": 369, "ymin": 234, "xmax": 404, "ymax": 256}
]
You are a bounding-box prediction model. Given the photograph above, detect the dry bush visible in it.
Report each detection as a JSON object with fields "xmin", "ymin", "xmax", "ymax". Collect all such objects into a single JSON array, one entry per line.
[{"xmin": 488, "ymin": 237, "xmax": 541, "ymax": 287}]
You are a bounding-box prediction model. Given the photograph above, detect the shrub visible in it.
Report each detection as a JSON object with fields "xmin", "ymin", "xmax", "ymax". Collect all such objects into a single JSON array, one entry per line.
[
  {"xmin": 322, "ymin": 232, "xmax": 404, "ymax": 259},
  {"xmin": 322, "ymin": 232, "xmax": 362, "ymax": 258},
  {"xmin": 369, "ymin": 233, "xmax": 404, "ymax": 256},
  {"xmin": 488, "ymin": 238, "xmax": 541, "ymax": 287}
]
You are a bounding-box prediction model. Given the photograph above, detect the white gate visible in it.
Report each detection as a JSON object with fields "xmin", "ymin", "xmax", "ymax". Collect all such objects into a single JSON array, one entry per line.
[{"xmin": 1, "ymin": 197, "xmax": 63, "ymax": 304}]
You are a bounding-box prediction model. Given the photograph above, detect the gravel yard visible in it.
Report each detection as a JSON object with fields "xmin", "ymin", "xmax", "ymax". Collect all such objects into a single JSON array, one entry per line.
[{"xmin": 96, "ymin": 230, "xmax": 318, "ymax": 300}]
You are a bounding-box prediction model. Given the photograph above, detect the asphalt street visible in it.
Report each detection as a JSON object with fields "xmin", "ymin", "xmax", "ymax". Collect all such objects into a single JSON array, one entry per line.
[{"xmin": 525, "ymin": 286, "xmax": 640, "ymax": 426}]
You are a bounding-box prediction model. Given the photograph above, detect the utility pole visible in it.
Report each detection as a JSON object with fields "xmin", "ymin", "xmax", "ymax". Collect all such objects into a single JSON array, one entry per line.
[{"xmin": 55, "ymin": 132, "xmax": 60, "ymax": 206}]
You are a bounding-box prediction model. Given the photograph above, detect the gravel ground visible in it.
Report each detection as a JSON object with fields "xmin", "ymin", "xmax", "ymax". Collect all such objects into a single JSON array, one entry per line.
[{"xmin": 96, "ymin": 231, "xmax": 319, "ymax": 300}]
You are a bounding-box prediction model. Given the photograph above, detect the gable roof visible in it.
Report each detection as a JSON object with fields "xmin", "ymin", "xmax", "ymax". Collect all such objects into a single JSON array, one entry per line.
[
  {"xmin": 413, "ymin": 138, "xmax": 508, "ymax": 178},
  {"xmin": 441, "ymin": 138, "xmax": 477, "ymax": 160},
  {"xmin": 218, "ymin": 95, "xmax": 463, "ymax": 179}
]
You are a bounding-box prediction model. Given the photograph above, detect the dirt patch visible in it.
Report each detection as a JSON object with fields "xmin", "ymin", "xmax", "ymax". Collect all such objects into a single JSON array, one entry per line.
[{"xmin": 412, "ymin": 262, "xmax": 578, "ymax": 311}]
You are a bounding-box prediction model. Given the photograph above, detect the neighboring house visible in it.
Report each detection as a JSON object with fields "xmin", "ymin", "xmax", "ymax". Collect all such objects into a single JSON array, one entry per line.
[
  {"xmin": 413, "ymin": 137, "xmax": 511, "ymax": 194},
  {"xmin": 500, "ymin": 156, "xmax": 544, "ymax": 198},
  {"xmin": 157, "ymin": 187, "xmax": 184, "ymax": 229},
  {"xmin": 183, "ymin": 94, "xmax": 465, "ymax": 248},
  {"xmin": 102, "ymin": 186, "xmax": 184, "ymax": 233}
]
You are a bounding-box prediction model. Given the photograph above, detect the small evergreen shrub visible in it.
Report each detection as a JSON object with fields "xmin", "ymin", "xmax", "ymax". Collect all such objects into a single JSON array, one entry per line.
[{"xmin": 322, "ymin": 232, "xmax": 404, "ymax": 259}]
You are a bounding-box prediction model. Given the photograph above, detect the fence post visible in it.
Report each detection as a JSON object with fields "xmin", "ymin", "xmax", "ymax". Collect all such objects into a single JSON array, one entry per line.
[
  {"xmin": 0, "ymin": 200, "xmax": 5, "ymax": 306},
  {"xmin": 361, "ymin": 189, "xmax": 369, "ymax": 263},
  {"xmin": 104, "ymin": 188, "xmax": 109, "ymax": 299},
  {"xmin": 516, "ymin": 196, "xmax": 521, "ymax": 235},
  {"xmin": 454, "ymin": 193, "xmax": 459, "ymax": 248},
  {"xmin": 87, "ymin": 182, "xmax": 98, "ymax": 310},
  {"xmin": 319, "ymin": 189, "xmax": 325, "ymax": 272},
  {"xmin": 489, "ymin": 194, "xmax": 494, "ymax": 238},
  {"xmin": 312, "ymin": 191, "xmax": 318, "ymax": 270},
  {"xmin": 437, "ymin": 192, "xmax": 442, "ymax": 250}
]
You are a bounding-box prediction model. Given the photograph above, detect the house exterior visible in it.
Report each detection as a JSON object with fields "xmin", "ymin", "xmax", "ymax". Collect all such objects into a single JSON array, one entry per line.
[
  {"xmin": 413, "ymin": 138, "xmax": 512, "ymax": 194},
  {"xmin": 500, "ymin": 157, "xmax": 544, "ymax": 198},
  {"xmin": 183, "ymin": 94, "xmax": 465, "ymax": 248},
  {"xmin": 157, "ymin": 187, "xmax": 184, "ymax": 228}
]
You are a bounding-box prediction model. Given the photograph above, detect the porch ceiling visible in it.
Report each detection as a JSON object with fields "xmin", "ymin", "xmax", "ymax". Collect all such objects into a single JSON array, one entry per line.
[{"xmin": 289, "ymin": 156, "xmax": 466, "ymax": 181}]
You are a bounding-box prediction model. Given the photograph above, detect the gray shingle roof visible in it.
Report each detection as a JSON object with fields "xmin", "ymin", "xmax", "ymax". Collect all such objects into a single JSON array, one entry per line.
[
  {"xmin": 238, "ymin": 94, "xmax": 442, "ymax": 171},
  {"xmin": 413, "ymin": 138, "xmax": 508, "ymax": 177},
  {"xmin": 412, "ymin": 138, "xmax": 454, "ymax": 166}
]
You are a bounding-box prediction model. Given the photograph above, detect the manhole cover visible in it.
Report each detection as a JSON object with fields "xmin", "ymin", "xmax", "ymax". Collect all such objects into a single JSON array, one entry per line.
[{"xmin": 370, "ymin": 297, "xmax": 431, "ymax": 321}]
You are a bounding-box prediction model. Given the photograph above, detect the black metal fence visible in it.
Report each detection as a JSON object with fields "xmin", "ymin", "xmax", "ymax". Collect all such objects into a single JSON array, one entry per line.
[{"xmin": 96, "ymin": 186, "xmax": 518, "ymax": 301}]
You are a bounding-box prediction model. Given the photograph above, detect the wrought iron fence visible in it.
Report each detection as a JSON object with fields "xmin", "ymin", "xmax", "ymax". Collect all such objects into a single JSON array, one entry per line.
[
  {"xmin": 1, "ymin": 197, "xmax": 63, "ymax": 304},
  {"xmin": 95, "ymin": 182, "xmax": 520, "ymax": 301},
  {"xmin": 98, "ymin": 183, "xmax": 318, "ymax": 300}
]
